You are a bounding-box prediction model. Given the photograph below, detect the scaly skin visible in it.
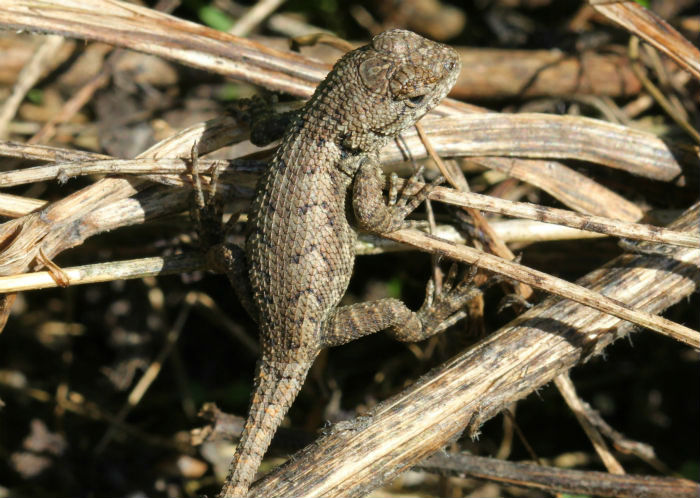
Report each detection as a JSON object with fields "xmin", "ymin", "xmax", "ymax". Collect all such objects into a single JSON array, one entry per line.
[{"xmin": 213, "ymin": 30, "xmax": 475, "ymax": 497}]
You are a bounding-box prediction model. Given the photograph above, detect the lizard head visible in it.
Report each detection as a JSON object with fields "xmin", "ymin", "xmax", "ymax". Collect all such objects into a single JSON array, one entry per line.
[{"xmin": 337, "ymin": 29, "xmax": 460, "ymax": 149}]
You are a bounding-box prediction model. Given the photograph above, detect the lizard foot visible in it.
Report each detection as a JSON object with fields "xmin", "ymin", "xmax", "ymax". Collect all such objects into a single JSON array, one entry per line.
[
  {"xmin": 417, "ymin": 264, "xmax": 482, "ymax": 334},
  {"xmin": 188, "ymin": 145, "xmax": 253, "ymax": 316},
  {"xmin": 187, "ymin": 143, "xmax": 243, "ymax": 269},
  {"xmin": 388, "ymin": 166, "xmax": 444, "ymax": 229},
  {"xmin": 188, "ymin": 141, "xmax": 226, "ymax": 249}
]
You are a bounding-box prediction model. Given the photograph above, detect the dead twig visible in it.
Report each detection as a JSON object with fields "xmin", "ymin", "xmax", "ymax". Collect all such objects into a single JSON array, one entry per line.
[
  {"xmin": 554, "ymin": 373, "xmax": 625, "ymax": 474},
  {"xmin": 590, "ymin": 0, "xmax": 700, "ymax": 80},
  {"xmin": 418, "ymin": 452, "xmax": 699, "ymax": 498}
]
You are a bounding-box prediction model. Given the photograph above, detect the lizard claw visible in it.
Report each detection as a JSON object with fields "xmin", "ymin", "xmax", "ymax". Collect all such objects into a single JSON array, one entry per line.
[
  {"xmin": 418, "ymin": 264, "xmax": 481, "ymax": 331},
  {"xmin": 187, "ymin": 142, "xmax": 236, "ymax": 252},
  {"xmin": 387, "ymin": 166, "xmax": 444, "ymax": 228}
]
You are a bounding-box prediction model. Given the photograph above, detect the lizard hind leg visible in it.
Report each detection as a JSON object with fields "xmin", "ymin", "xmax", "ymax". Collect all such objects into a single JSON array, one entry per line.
[
  {"xmin": 320, "ymin": 265, "xmax": 481, "ymax": 348},
  {"xmin": 219, "ymin": 357, "xmax": 314, "ymax": 498},
  {"xmin": 187, "ymin": 144, "xmax": 258, "ymax": 321}
]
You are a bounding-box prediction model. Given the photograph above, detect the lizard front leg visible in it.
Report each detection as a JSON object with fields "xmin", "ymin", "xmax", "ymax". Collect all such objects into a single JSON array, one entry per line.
[{"xmin": 352, "ymin": 155, "xmax": 442, "ymax": 233}]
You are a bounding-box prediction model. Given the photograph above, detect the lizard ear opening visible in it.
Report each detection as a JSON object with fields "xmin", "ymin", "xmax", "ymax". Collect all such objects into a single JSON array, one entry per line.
[
  {"xmin": 406, "ymin": 94, "xmax": 426, "ymax": 107},
  {"xmin": 358, "ymin": 56, "xmax": 393, "ymax": 94}
]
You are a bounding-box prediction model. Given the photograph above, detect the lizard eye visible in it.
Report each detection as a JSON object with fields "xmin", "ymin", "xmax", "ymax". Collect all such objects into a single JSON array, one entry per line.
[{"xmin": 406, "ymin": 94, "xmax": 426, "ymax": 107}]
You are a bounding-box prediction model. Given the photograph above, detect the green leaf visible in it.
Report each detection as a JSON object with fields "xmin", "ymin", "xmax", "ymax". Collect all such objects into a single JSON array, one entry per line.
[
  {"xmin": 26, "ymin": 88, "xmax": 43, "ymax": 104},
  {"xmin": 199, "ymin": 5, "xmax": 235, "ymax": 31},
  {"xmin": 219, "ymin": 83, "xmax": 241, "ymax": 101},
  {"xmin": 387, "ymin": 277, "xmax": 403, "ymax": 299}
]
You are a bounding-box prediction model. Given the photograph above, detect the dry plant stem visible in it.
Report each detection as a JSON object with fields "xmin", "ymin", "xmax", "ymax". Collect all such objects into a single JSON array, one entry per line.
[
  {"xmin": 0, "ymin": 5, "xmax": 642, "ymax": 224},
  {"xmin": 0, "ymin": 185, "xmax": 191, "ymax": 245},
  {"xmin": 628, "ymin": 37, "xmax": 700, "ymax": 145},
  {"xmin": 3, "ymin": 110, "xmax": 686, "ymax": 187},
  {"xmin": 1, "ymin": 154, "xmax": 694, "ymax": 247},
  {"xmin": 0, "ymin": 115, "xmax": 242, "ymax": 277},
  {"xmin": 36, "ymin": 248, "xmax": 69, "ymax": 286},
  {"xmin": 473, "ymin": 157, "xmax": 642, "ymax": 222},
  {"xmin": 0, "ymin": 34, "xmax": 64, "ymax": 139},
  {"xmin": 0, "ymin": 219, "xmax": 608, "ymax": 294},
  {"xmin": 0, "ymin": 12, "xmax": 653, "ymax": 101},
  {"xmin": 3, "ymin": 97, "xmax": 688, "ymax": 223},
  {"xmin": 229, "ymin": 0, "xmax": 286, "ymax": 37},
  {"xmin": 0, "ymin": 254, "xmax": 203, "ymax": 292},
  {"xmin": 361, "ymin": 218, "xmax": 606, "ymax": 247},
  {"xmin": 0, "ymin": 0, "xmax": 679, "ymax": 220},
  {"xmin": 0, "ymin": 0, "xmax": 692, "ymax": 174},
  {"xmin": 388, "ymin": 114, "xmax": 695, "ymax": 185},
  {"xmin": 0, "ymin": 0, "xmax": 329, "ymax": 96},
  {"xmin": 2, "ymin": 145, "xmax": 689, "ymax": 247},
  {"xmin": 1, "ymin": 112, "xmax": 691, "ymax": 227},
  {"xmin": 415, "ymin": 122, "xmax": 531, "ymax": 296},
  {"xmin": 0, "ymin": 157, "xmax": 235, "ymax": 187},
  {"xmin": 2, "ymin": 149, "xmax": 690, "ymax": 249},
  {"xmin": 414, "ymin": 124, "xmax": 518, "ymax": 261},
  {"xmin": 590, "ymin": 0, "xmax": 700, "ymax": 80},
  {"xmin": 0, "ymin": 140, "xmax": 110, "ymax": 162},
  {"xmin": 386, "ymin": 228, "xmax": 698, "ymax": 347},
  {"xmin": 427, "ymin": 186, "xmax": 699, "ymax": 248},
  {"xmin": 418, "ymin": 453, "xmax": 699, "ymax": 498},
  {"xmin": 0, "ymin": 116, "xmax": 242, "ymax": 330},
  {"xmin": 250, "ymin": 205, "xmax": 699, "ymax": 497},
  {"xmin": 554, "ymin": 373, "xmax": 624, "ymax": 475},
  {"xmin": 0, "ymin": 175, "xmax": 144, "ymax": 274},
  {"xmin": 0, "ymin": 192, "xmax": 46, "ymax": 217}
]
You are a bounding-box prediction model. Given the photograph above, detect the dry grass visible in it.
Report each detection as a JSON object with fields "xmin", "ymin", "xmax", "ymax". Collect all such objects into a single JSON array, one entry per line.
[{"xmin": 0, "ymin": 1, "xmax": 697, "ymax": 497}]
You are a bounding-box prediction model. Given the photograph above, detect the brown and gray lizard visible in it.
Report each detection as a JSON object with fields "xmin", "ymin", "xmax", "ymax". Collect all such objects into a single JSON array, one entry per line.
[{"xmin": 205, "ymin": 29, "xmax": 477, "ymax": 497}]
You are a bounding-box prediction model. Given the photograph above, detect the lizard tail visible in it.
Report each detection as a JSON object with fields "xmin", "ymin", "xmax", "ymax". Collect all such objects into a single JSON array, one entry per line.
[{"xmin": 219, "ymin": 358, "xmax": 313, "ymax": 497}]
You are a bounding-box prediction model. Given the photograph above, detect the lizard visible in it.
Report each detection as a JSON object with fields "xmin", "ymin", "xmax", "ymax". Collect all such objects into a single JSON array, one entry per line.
[{"xmin": 201, "ymin": 29, "xmax": 478, "ymax": 497}]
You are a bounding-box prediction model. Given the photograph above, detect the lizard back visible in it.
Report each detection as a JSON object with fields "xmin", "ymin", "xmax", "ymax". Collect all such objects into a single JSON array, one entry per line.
[{"xmin": 246, "ymin": 121, "xmax": 355, "ymax": 360}]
